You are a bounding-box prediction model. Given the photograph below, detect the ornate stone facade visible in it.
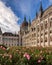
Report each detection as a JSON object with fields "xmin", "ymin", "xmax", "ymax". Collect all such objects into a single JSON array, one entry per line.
[
  {"xmin": 0, "ymin": 3, "xmax": 52, "ymax": 47},
  {"xmin": 19, "ymin": 5, "xmax": 52, "ymax": 47},
  {"xmin": 0, "ymin": 29, "xmax": 19, "ymax": 47}
]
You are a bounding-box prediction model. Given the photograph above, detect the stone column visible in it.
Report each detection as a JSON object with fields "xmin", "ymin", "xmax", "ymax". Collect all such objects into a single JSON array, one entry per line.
[
  {"xmin": 1, "ymin": 35, "xmax": 3, "ymax": 45},
  {"xmin": 36, "ymin": 25, "xmax": 38, "ymax": 46},
  {"xmin": 19, "ymin": 34, "xmax": 22, "ymax": 46},
  {"xmin": 39, "ymin": 20, "xmax": 41, "ymax": 46},
  {"xmin": 47, "ymin": 18, "xmax": 50, "ymax": 46},
  {"xmin": 43, "ymin": 21, "xmax": 45, "ymax": 47}
]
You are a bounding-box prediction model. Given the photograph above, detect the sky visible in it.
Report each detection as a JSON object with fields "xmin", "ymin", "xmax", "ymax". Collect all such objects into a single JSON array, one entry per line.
[{"xmin": 0, "ymin": 0, "xmax": 52, "ymax": 33}]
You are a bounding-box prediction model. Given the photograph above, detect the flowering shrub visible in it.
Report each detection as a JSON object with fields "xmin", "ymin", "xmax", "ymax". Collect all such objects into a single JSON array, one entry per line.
[
  {"xmin": 0, "ymin": 45, "xmax": 6, "ymax": 54},
  {"xmin": 23, "ymin": 52, "xmax": 30, "ymax": 60},
  {"xmin": 0, "ymin": 46, "xmax": 52, "ymax": 65}
]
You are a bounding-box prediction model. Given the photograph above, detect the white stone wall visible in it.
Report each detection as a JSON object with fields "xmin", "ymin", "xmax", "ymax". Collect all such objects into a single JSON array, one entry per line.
[
  {"xmin": 22, "ymin": 6, "xmax": 52, "ymax": 47},
  {"xmin": 2, "ymin": 36, "xmax": 19, "ymax": 47}
]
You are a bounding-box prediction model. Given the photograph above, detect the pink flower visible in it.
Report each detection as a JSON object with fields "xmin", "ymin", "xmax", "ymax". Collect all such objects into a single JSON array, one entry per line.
[
  {"xmin": 1, "ymin": 46, "xmax": 2, "ymax": 48},
  {"xmin": 9, "ymin": 54, "xmax": 12, "ymax": 59},
  {"xmin": 0, "ymin": 46, "xmax": 3, "ymax": 48},
  {"xmin": 3, "ymin": 47, "xmax": 6, "ymax": 50},
  {"xmin": 41, "ymin": 57, "xmax": 43, "ymax": 60},
  {"xmin": 23, "ymin": 52, "xmax": 30, "ymax": 60},
  {"xmin": 38, "ymin": 59, "xmax": 41, "ymax": 63},
  {"xmin": 23, "ymin": 52, "xmax": 27, "ymax": 57},
  {"xmin": 26, "ymin": 54, "xmax": 30, "ymax": 60}
]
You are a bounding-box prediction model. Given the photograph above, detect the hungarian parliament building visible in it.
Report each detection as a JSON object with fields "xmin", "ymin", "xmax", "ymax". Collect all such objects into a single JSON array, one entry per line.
[
  {"xmin": 19, "ymin": 4, "xmax": 52, "ymax": 47},
  {"xmin": 0, "ymin": 3, "xmax": 52, "ymax": 47}
]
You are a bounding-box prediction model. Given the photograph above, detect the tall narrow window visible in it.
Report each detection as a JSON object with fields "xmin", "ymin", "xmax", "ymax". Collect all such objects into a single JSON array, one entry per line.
[
  {"xmin": 45, "ymin": 21, "xmax": 47, "ymax": 29},
  {"xmin": 41, "ymin": 24, "xmax": 43, "ymax": 31}
]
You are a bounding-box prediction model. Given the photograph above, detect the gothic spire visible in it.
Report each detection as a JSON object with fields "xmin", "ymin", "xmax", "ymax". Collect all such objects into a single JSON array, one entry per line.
[
  {"xmin": 36, "ymin": 12, "xmax": 38, "ymax": 18},
  {"xmin": 28, "ymin": 17, "xmax": 31, "ymax": 26},
  {"xmin": 24, "ymin": 16, "xmax": 26, "ymax": 22},
  {"xmin": 40, "ymin": 2, "xmax": 43, "ymax": 11},
  {"xmin": 39, "ymin": 1, "xmax": 43, "ymax": 17}
]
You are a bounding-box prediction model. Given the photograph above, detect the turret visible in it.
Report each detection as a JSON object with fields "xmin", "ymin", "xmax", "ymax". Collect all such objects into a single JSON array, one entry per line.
[
  {"xmin": 36, "ymin": 12, "xmax": 38, "ymax": 18},
  {"xmin": 24, "ymin": 16, "xmax": 26, "ymax": 22},
  {"xmin": 39, "ymin": 2, "xmax": 43, "ymax": 17},
  {"xmin": 28, "ymin": 17, "xmax": 31, "ymax": 31}
]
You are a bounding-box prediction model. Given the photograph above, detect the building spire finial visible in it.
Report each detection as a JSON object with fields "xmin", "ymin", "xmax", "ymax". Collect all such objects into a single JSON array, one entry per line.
[
  {"xmin": 39, "ymin": 1, "xmax": 43, "ymax": 17},
  {"xmin": 24, "ymin": 15, "xmax": 26, "ymax": 22},
  {"xmin": 28, "ymin": 16, "xmax": 31, "ymax": 26},
  {"xmin": 36, "ymin": 11, "xmax": 38, "ymax": 17}
]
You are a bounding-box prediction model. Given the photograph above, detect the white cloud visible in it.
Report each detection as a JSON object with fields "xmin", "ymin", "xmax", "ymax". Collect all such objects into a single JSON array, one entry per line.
[
  {"xmin": 40, "ymin": 0, "xmax": 42, "ymax": 1},
  {"xmin": 0, "ymin": 0, "xmax": 20, "ymax": 33},
  {"xmin": 49, "ymin": 0, "xmax": 52, "ymax": 3},
  {"xmin": 49, "ymin": 0, "xmax": 52, "ymax": 4}
]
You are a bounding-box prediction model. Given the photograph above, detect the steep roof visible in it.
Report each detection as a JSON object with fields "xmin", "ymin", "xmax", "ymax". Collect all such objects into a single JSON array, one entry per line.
[
  {"xmin": 42, "ymin": 5, "xmax": 52, "ymax": 17},
  {"xmin": 21, "ymin": 16, "xmax": 28, "ymax": 28},
  {"xmin": 2, "ymin": 32, "xmax": 19, "ymax": 37}
]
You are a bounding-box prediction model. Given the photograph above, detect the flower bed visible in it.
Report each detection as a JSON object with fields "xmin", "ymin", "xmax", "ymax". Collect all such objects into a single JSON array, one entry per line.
[{"xmin": 0, "ymin": 46, "xmax": 52, "ymax": 65}]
